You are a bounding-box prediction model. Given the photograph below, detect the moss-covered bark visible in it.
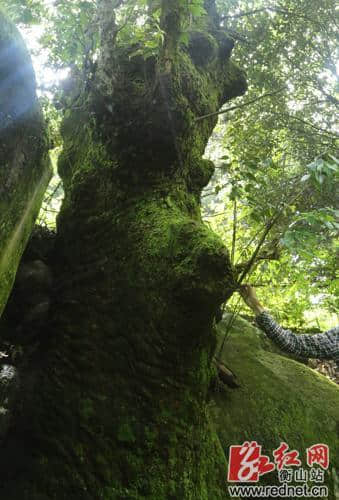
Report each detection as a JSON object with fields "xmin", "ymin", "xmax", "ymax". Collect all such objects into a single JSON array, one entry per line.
[
  {"xmin": 0, "ymin": 11, "xmax": 51, "ymax": 317},
  {"xmin": 0, "ymin": 4, "xmax": 246, "ymax": 499}
]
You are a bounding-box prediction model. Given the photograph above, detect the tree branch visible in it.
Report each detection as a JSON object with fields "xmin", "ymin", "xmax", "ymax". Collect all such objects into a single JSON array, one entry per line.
[
  {"xmin": 195, "ymin": 87, "xmax": 286, "ymax": 122},
  {"xmin": 236, "ymin": 188, "xmax": 307, "ymax": 285},
  {"xmin": 236, "ymin": 218, "xmax": 280, "ymax": 285},
  {"xmin": 231, "ymin": 200, "xmax": 237, "ymax": 264},
  {"xmin": 313, "ymin": 78, "xmax": 339, "ymax": 108},
  {"xmin": 286, "ymin": 114, "xmax": 339, "ymax": 138},
  {"xmin": 222, "ymin": 7, "xmax": 281, "ymax": 19},
  {"xmin": 235, "ymin": 247, "xmax": 280, "ymax": 273},
  {"xmin": 222, "ymin": 6, "xmax": 329, "ymax": 28}
]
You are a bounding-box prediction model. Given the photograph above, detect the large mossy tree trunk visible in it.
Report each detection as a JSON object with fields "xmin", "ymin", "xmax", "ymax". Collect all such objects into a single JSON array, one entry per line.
[
  {"xmin": 0, "ymin": 11, "xmax": 51, "ymax": 317},
  {"xmin": 0, "ymin": 2, "xmax": 246, "ymax": 499}
]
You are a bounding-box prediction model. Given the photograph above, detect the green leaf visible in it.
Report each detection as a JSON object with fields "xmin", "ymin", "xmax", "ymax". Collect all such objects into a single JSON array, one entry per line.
[{"xmin": 179, "ymin": 32, "xmax": 189, "ymax": 46}]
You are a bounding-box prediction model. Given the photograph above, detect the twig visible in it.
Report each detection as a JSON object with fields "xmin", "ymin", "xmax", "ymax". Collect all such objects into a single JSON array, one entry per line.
[
  {"xmin": 231, "ymin": 199, "xmax": 237, "ymax": 264},
  {"xmin": 44, "ymin": 181, "xmax": 62, "ymax": 204},
  {"xmin": 202, "ymin": 182, "xmax": 228, "ymax": 198},
  {"xmin": 195, "ymin": 87, "xmax": 286, "ymax": 122},
  {"xmin": 235, "ymin": 229, "xmax": 262, "ymax": 265},
  {"xmin": 222, "ymin": 6, "xmax": 283, "ymax": 19},
  {"xmin": 216, "ymin": 294, "xmax": 242, "ymax": 359},
  {"xmin": 222, "ymin": 6, "xmax": 329, "ymax": 29},
  {"xmin": 204, "ymin": 211, "xmax": 227, "ymax": 218},
  {"xmin": 237, "ymin": 187, "xmax": 307, "ymax": 285},
  {"xmin": 235, "ymin": 248, "xmax": 280, "ymax": 273},
  {"xmin": 286, "ymin": 114, "xmax": 339, "ymax": 138}
]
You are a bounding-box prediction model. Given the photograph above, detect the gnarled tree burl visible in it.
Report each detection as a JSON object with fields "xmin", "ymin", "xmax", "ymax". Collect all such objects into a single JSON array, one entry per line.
[{"xmin": 1, "ymin": 1, "xmax": 246, "ymax": 498}]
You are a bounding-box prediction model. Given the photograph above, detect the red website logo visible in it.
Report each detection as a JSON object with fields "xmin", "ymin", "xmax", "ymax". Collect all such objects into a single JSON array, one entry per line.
[
  {"xmin": 227, "ymin": 441, "xmax": 329, "ymax": 483},
  {"xmin": 227, "ymin": 441, "xmax": 275, "ymax": 482},
  {"xmin": 273, "ymin": 442, "xmax": 301, "ymax": 470},
  {"xmin": 307, "ymin": 444, "xmax": 329, "ymax": 469}
]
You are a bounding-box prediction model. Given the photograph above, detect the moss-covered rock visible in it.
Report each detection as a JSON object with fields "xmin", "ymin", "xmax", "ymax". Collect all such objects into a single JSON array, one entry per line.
[
  {"xmin": 0, "ymin": 10, "xmax": 51, "ymax": 317},
  {"xmin": 212, "ymin": 314, "xmax": 339, "ymax": 500}
]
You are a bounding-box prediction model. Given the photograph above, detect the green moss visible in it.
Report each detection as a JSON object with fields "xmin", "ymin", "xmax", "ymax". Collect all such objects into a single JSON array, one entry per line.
[
  {"xmin": 0, "ymin": 11, "xmax": 51, "ymax": 317},
  {"xmin": 212, "ymin": 314, "xmax": 339, "ymax": 500},
  {"xmin": 0, "ymin": 10, "xmax": 247, "ymax": 499},
  {"xmin": 117, "ymin": 422, "xmax": 137, "ymax": 444}
]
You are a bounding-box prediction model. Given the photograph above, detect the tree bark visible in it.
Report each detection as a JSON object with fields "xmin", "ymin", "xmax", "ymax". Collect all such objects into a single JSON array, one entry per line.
[{"xmin": 0, "ymin": 3, "xmax": 246, "ymax": 498}]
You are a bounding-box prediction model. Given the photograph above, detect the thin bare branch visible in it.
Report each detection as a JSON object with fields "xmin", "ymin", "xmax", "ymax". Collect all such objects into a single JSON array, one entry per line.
[
  {"xmin": 287, "ymin": 114, "xmax": 339, "ymax": 138},
  {"xmin": 222, "ymin": 5, "xmax": 329, "ymax": 29},
  {"xmin": 44, "ymin": 181, "xmax": 62, "ymax": 204},
  {"xmin": 231, "ymin": 200, "xmax": 237, "ymax": 264},
  {"xmin": 235, "ymin": 248, "xmax": 280, "ymax": 273},
  {"xmin": 203, "ymin": 211, "xmax": 226, "ymax": 217},
  {"xmin": 222, "ymin": 7, "xmax": 278, "ymax": 19},
  {"xmin": 237, "ymin": 188, "xmax": 307, "ymax": 285},
  {"xmin": 195, "ymin": 87, "xmax": 286, "ymax": 122}
]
